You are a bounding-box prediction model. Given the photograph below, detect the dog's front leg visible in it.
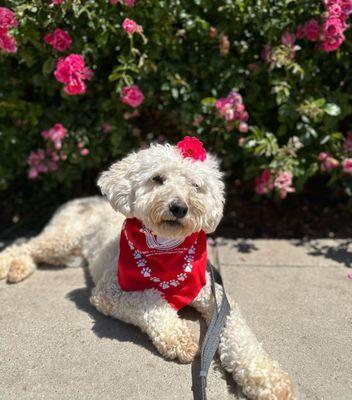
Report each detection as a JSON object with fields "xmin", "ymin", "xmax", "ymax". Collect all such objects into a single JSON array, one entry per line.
[
  {"xmin": 90, "ymin": 268, "xmax": 198, "ymax": 363},
  {"xmin": 191, "ymin": 274, "xmax": 295, "ymax": 400}
]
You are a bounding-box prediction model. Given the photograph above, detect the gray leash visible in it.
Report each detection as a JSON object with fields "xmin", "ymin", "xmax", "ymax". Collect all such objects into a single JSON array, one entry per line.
[{"xmin": 192, "ymin": 260, "xmax": 231, "ymax": 400}]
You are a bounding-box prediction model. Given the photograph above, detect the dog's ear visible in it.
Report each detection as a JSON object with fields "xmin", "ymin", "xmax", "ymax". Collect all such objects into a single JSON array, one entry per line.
[
  {"xmin": 202, "ymin": 154, "xmax": 226, "ymax": 234},
  {"xmin": 97, "ymin": 152, "xmax": 138, "ymax": 217}
]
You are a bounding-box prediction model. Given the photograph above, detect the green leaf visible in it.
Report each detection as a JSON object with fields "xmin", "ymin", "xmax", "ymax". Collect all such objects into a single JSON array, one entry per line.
[
  {"xmin": 324, "ymin": 103, "xmax": 341, "ymax": 116},
  {"xmin": 201, "ymin": 97, "xmax": 216, "ymax": 106}
]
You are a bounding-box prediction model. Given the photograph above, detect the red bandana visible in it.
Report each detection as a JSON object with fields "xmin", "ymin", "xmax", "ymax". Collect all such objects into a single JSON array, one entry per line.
[{"xmin": 117, "ymin": 218, "xmax": 207, "ymax": 310}]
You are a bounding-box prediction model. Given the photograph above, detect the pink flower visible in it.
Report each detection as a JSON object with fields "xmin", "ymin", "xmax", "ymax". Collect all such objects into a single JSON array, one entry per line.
[
  {"xmin": 0, "ymin": 7, "xmax": 18, "ymax": 29},
  {"xmin": 0, "ymin": 8, "xmax": 18, "ymax": 54},
  {"xmin": 53, "ymin": 0, "xmax": 64, "ymax": 4},
  {"xmin": 80, "ymin": 148, "xmax": 89, "ymax": 156},
  {"xmin": 320, "ymin": 16, "xmax": 345, "ymax": 51},
  {"xmin": 101, "ymin": 122, "xmax": 113, "ymax": 133},
  {"xmin": 274, "ymin": 171, "xmax": 295, "ymax": 199},
  {"xmin": 124, "ymin": 0, "xmax": 135, "ymax": 6},
  {"xmin": 215, "ymin": 91, "xmax": 249, "ymax": 123},
  {"xmin": 41, "ymin": 123, "xmax": 67, "ymax": 149},
  {"xmin": 0, "ymin": 29, "xmax": 17, "ymax": 53},
  {"xmin": 121, "ymin": 85, "xmax": 144, "ymax": 108},
  {"xmin": 340, "ymin": 0, "xmax": 352, "ymax": 15},
  {"xmin": 238, "ymin": 137, "xmax": 245, "ymax": 147},
  {"xmin": 296, "ymin": 19, "xmax": 321, "ymax": 42},
  {"xmin": 261, "ymin": 44, "xmax": 272, "ymax": 62},
  {"xmin": 122, "ymin": 18, "xmax": 142, "ymax": 35},
  {"xmin": 281, "ymin": 30, "xmax": 296, "ymax": 47},
  {"xmin": 54, "ymin": 54, "xmax": 92, "ymax": 95},
  {"xmin": 348, "ymin": 271, "xmax": 352, "ymax": 280},
  {"xmin": 177, "ymin": 136, "xmax": 207, "ymax": 162},
  {"xmin": 327, "ymin": 3, "xmax": 342, "ymax": 17},
  {"xmin": 255, "ymin": 170, "xmax": 274, "ymax": 195},
  {"xmin": 238, "ymin": 121, "xmax": 249, "ymax": 133},
  {"xmin": 343, "ymin": 132, "xmax": 352, "ymax": 153},
  {"xmin": 44, "ymin": 28, "xmax": 72, "ymax": 52},
  {"xmin": 318, "ymin": 152, "xmax": 339, "ymax": 171},
  {"xmin": 342, "ymin": 158, "xmax": 352, "ymax": 174},
  {"xmin": 209, "ymin": 27, "xmax": 217, "ymax": 38},
  {"xmin": 27, "ymin": 148, "xmax": 60, "ymax": 179}
]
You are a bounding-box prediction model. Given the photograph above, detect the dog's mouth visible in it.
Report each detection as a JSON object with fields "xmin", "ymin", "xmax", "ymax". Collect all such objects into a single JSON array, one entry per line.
[{"xmin": 162, "ymin": 219, "xmax": 183, "ymax": 227}]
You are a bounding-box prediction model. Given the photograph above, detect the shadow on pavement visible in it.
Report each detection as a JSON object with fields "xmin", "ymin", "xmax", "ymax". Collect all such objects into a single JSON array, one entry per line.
[
  {"xmin": 66, "ymin": 266, "xmax": 161, "ymax": 358},
  {"xmin": 292, "ymin": 239, "xmax": 352, "ymax": 268}
]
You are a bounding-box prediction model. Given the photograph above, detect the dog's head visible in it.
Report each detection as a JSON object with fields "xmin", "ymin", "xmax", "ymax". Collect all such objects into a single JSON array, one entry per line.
[{"xmin": 98, "ymin": 139, "xmax": 225, "ymax": 239}]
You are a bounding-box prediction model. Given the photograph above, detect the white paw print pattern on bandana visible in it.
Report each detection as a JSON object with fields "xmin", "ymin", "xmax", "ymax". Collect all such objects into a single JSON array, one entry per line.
[
  {"xmin": 177, "ymin": 273, "xmax": 187, "ymax": 281},
  {"xmin": 160, "ymin": 282, "xmax": 170, "ymax": 289},
  {"xmin": 137, "ymin": 259, "xmax": 146, "ymax": 268},
  {"xmin": 124, "ymin": 228, "xmax": 198, "ymax": 291},
  {"xmin": 141, "ymin": 267, "xmax": 151, "ymax": 277}
]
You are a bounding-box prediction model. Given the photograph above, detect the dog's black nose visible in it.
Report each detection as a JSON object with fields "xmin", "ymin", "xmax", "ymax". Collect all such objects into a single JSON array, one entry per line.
[{"xmin": 169, "ymin": 200, "xmax": 188, "ymax": 219}]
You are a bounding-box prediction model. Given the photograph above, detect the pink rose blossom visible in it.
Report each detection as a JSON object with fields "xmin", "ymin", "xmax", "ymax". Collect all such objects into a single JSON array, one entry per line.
[
  {"xmin": 121, "ymin": 85, "xmax": 144, "ymax": 108},
  {"xmin": 80, "ymin": 148, "xmax": 89, "ymax": 156},
  {"xmin": 44, "ymin": 28, "xmax": 72, "ymax": 52},
  {"xmin": 41, "ymin": 123, "xmax": 67, "ymax": 149},
  {"xmin": 27, "ymin": 148, "xmax": 60, "ymax": 179},
  {"xmin": 0, "ymin": 29, "xmax": 17, "ymax": 53},
  {"xmin": 177, "ymin": 136, "xmax": 207, "ymax": 162},
  {"xmin": 0, "ymin": 7, "xmax": 18, "ymax": 29},
  {"xmin": 261, "ymin": 44, "xmax": 272, "ymax": 62},
  {"xmin": 340, "ymin": 0, "xmax": 352, "ymax": 15},
  {"xmin": 342, "ymin": 158, "xmax": 352, "ymax": 174},
  {"xmin": 122, "ymin": 18, "xmax": 142, "ymax": 35},
  {"xmin": 274, "ymin": 171, "xmax": 295, "ymax": 199},
  {"xmin": 0, "ymin": 8, "xmax": 18, "ymax": 54},
  {"xmin": 320, "ymin": 16, "xmax": 346, "ymax": 51},
  {"xmin": 209, "ymin": 27, "xmax": 217, "ymax": 38},
  {"xmin": 215, "ymin": 91, "xmax": 249, "ymax": 124},
  {"xmin": 53, "ymin": 0, "xmax": 64, "ymax": 4},
  {"xmin": 101, "ymin": 122, "xmax": 113, "ymax": 133},
  {"xmin": 327, "ymin": 3, "xmax": 342, "ymax": 17},
  {"xmin": 238, "ymin": 121, "xmax": 249, "ymax": 133},
  {"xmin": 318, "ymin": 152, "xmax": 339, "ymax": 171},
  {"xmin": 255, "ymin": 170, "xmax": 274, "ymax": 195},
  {"xmin": 296, "ymin": 19, "xmax": 321, "ymax": 42},
  {"xmin": 281, "ymin": 30, "xmax": 296, "ymax": 47},
  {"xmin": 343, "ymin": 132, "xmax": 352, "ymax": 153},
  {"xmin": 54, "ymin": 54, "xmax": 92, "ymax": 95},
  {"xmin": 238, "ymin": 137, "xmax": 245, "ymax": 147},
  {"xmin": 124, "ymin": 0, "xmax": 135, "ymax": 6}
]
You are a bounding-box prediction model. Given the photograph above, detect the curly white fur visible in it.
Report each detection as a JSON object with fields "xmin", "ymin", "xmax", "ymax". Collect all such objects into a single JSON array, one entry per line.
[{"xmin": 0, "ymin": 143, "xmax": 294, "ymax": 399}]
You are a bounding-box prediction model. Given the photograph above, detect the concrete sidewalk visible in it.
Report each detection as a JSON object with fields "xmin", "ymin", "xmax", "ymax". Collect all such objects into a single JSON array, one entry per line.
[{"xmin": 0, "ymin": 239, "xmax": 351, "ymax": 400}]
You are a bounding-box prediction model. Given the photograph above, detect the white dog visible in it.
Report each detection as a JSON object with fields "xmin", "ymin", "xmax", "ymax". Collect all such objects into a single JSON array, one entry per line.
[{"xmin": 0, "ymin": 138, "xmax": 294, "ymax": 400}]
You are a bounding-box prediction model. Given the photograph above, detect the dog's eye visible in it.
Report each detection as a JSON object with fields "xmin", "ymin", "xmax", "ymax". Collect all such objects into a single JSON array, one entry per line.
[
  {"xmin": 192, "ymin": 182, "xmax": 200, "ymax": 190},
  {"xmin": 152, "ymin": 175, "xmax": 164, "ymax": 184}
]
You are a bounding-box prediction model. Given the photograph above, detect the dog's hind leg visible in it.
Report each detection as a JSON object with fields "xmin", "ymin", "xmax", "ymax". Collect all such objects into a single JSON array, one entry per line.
[
  {"xmin": 0, "ymin": 227, "xmax": 84, "ymax": 283},
  {"xmin": 0, "ymin": 197, "xmax": 110, "ymax": 283},
  {"xmin": 90, "ymin": 267, "xmax": 199, "ymax": 363},
  {"xmin": 191, "ymin": 275, "xmax": 295, "ymax": 400}
]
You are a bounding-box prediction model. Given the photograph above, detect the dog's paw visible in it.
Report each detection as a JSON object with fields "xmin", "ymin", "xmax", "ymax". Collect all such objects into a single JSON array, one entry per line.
[
  {"xmin": 236, "ymin": 362, "xmax": 295, "ymax": 400},
  {"xmin": 175, "ymin": 332, "xmax": 199, "ymax": 363},
  {"xmin": 154, "ymin": 325, "xmax": 199, "ymax": 364},
  {"xmin": 0, "ymin": 255, "xmax": 11, "ymax": 280},
  {"xmin": 7, "ymin": 256, "xmax": 36, "ymax": 283}
]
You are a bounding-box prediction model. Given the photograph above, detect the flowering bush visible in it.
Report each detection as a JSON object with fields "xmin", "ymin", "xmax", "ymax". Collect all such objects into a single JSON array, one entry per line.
[{"xmin": 2, "ymin": 0, "xmax": 352, "ymax": 216}]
